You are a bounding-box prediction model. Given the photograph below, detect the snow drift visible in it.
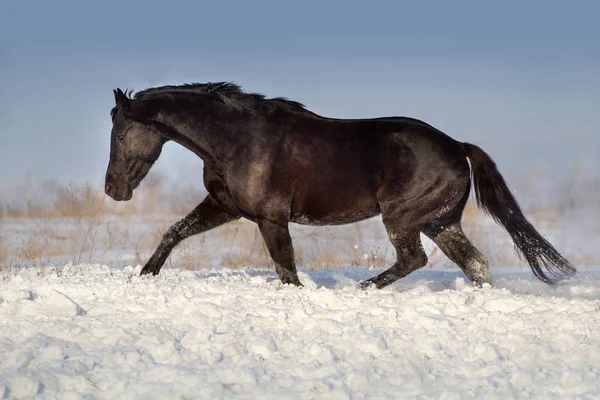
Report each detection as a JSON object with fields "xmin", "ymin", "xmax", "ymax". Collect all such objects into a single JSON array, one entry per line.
[{"xmin": 1, "ymin": 264, "xmax": 599, "ymax": 399}]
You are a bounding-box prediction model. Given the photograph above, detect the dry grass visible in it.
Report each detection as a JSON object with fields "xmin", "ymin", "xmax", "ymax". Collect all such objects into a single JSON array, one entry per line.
[
  {"xmin": 218, "ymin": 222, "xmax": 273, "ymax": 269},
  {"xmin": 0, "ymin": 223, "xmax": 6, "ymax": 267},
  {"xmin": 0, "ymin": 171, "xmax": 207, "ymax": 270},
  {"xmin": 291, "ymin": 222, "xmax": 392, "ymax": 271},
  {"xmin": 0, "ymin": 172, "xmax": 205, "ymax": 219},
  {"xmin": 1, "ymin": 166, "xmax": 599, "ymax": 273}
]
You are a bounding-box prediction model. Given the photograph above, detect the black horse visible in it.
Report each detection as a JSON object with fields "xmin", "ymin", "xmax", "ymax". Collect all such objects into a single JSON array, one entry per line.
[{"xmin": 104, "ymin": 82, "xmax": 575, "ymax": 288}]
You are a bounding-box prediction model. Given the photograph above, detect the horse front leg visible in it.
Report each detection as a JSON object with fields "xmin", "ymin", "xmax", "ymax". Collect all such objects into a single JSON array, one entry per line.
[
  {"xmin": 257, "ymin": 219, "xmax": 302, "ymax": 286},
  {"xmin": 140, "ymin": 196, "xmax": 239, "ymax": 276}
]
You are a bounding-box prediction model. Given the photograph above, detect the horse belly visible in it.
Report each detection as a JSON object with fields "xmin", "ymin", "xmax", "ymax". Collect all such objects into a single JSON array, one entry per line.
[{"xmin": 290, "ymin": 185, "xmax": 380, "ymax": 226}]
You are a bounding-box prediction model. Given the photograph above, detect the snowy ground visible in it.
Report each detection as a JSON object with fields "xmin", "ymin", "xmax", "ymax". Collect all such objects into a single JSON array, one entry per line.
[{"xmin": 1, "ymin": 264, "xmax": 600, "ymax": 399}]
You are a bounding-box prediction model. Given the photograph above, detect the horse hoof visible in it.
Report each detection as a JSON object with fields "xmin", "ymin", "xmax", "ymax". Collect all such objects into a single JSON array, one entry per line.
[
  {"xmin": 358, "ymin": 280, "xmax": 376, "ymax": 290},
  {"xmin": 140, "ymin": 266, "xmax": 157, "ymax": 276},
  {"xmin": 279, "ymin": 279, "xmax": 303, "ymax": 288}
]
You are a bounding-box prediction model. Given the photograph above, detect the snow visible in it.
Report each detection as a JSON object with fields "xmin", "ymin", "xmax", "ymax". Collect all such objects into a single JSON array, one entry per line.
[{"xmin": 1, "ymin": 264, "xmax": 600, "ymax": 399}]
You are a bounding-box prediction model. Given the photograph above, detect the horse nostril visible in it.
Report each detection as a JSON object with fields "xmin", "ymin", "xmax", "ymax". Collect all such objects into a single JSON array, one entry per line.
[{"xmin": 105, "ymin": 183, "xmax": 116, "ymax": 196}]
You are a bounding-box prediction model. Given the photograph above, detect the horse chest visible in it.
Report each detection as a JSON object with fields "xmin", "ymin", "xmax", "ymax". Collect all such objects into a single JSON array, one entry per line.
[{"xmin": 204, "ymin": 163, "xmax": 292, "ymax": 218}]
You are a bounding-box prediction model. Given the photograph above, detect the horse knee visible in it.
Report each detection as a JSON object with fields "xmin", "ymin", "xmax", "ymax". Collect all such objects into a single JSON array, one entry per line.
[{"xmin": 162, "ymin": 226, "xmax": 181, "ymax": 246}]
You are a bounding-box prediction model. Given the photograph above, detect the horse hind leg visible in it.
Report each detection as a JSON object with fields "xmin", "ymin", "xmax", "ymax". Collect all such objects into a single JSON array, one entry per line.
[
  {"xmin": 361, "ymin": 164, "xmax": 474, "ymax": 289},
  {"xmin": 423, "ymin": 221, "xmax": 492, "ymax": 287},
  {"xmin": 359, "ymin": 225, "xmax": 428, "ymax": 289}
]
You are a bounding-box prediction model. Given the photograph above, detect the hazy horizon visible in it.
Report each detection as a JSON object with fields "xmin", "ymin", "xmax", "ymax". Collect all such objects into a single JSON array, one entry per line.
[{"xmin": 1, "ymin": 1, "xmax": 599, "ymax": 193}]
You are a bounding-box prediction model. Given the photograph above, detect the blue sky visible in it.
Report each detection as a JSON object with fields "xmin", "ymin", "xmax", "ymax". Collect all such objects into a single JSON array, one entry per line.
[{"xmin": 1, "ymin": 0, "xmax": 599, "ymax": 190}]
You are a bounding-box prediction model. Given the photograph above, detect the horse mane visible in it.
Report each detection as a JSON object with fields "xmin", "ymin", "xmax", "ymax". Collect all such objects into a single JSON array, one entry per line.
[{"xmin": 130, "ymin": 81, "xmax": 307, "ymax": 113}]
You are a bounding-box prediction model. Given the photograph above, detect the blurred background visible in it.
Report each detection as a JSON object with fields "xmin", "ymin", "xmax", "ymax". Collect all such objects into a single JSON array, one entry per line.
[{"xmin": 0, "ymin": 0, "xmax": 598, "ymax": 271}]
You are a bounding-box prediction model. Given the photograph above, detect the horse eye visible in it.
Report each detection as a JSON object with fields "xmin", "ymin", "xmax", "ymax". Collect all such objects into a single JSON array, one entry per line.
[{"xmin": 117, "ymin": 134, "xmax": 125, "ymax": 142}]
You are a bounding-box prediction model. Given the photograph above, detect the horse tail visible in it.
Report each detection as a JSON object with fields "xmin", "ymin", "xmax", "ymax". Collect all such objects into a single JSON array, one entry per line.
[{"xmin": 462, "ymin": 142, "xmax": 576, "ymax": 284}]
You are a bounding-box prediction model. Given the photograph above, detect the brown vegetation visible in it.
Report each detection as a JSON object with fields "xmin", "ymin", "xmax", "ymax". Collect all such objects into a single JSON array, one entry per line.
[{"xmin": 1, "ymin": 167, "xmax": 599, "ymax": 273}]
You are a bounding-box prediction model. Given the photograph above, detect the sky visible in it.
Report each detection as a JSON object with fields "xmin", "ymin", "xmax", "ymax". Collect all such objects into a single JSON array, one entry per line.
[{"xmin": 0, "ymin": 0, "xmax": 599, "ymax": 193}]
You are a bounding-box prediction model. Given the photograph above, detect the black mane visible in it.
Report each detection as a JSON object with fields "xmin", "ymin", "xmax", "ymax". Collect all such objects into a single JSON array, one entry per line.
[
  {"xmin": 134, "ymin": 82, "xmax": 243, "ymax": 99},
  {"xmin": 131, "ymin": 81, "xmax": 307, "ymax": 112}
]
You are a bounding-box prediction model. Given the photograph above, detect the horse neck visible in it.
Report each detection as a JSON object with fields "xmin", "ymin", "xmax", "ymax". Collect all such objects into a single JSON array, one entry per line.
[{"xmin": 151, "ymin": 102, "xmax": 242, "ymax": 164}]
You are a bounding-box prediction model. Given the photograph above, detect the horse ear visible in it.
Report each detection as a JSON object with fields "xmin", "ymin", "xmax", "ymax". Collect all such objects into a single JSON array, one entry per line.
[{"xmin": 114, "ymin": 88, "xmax": 130, "ymax": 111}]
